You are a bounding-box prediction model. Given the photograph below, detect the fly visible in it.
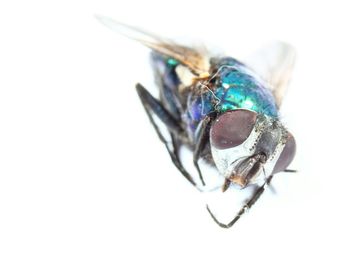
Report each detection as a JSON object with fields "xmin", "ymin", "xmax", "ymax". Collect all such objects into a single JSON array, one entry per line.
[{"xmin": 97, "ymin": 16, "xmax": 297, "ymax": 228}]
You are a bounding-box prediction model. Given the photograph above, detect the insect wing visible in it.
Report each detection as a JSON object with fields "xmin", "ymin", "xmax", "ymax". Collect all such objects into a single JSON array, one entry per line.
[
  {"xmin": 96, "ymin": 15, "xmax": 210, "ymax": 76},
  {"xmin": 245, "ymin": 41, "xmax": 296, "ymax": 107}
]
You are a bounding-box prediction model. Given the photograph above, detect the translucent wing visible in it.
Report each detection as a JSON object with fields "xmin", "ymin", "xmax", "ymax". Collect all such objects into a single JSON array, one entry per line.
[
  {"xmin": 245, "ymin": 42, "xmax": 296, "ymax": 107},
  {"xmin": 96, "ymin": 15, "xmax": 210, "ymax": 76}
]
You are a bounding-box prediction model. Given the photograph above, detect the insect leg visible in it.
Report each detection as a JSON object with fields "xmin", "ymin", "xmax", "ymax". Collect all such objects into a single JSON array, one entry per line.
[
  {"xmin": 136, "ymin": 83, "xmax": 197, "ymax": 186},
  {"xmin": 284, "ymin": 169, "xmax": 297, "ymax": 173},
  {"xmin": 136, "ymin": 83, "xmax": 182, "ymax": 134},
  {"xmin": 206, "ymin": 176, "xmax": 273, "ymax": 228},
  {"xmin": 169, "ymin": 133, "xmax": 197, "ymax": 183},
  {"xmin": 193, "ymin": 115, "xmax": 214, "ymax": 186}
]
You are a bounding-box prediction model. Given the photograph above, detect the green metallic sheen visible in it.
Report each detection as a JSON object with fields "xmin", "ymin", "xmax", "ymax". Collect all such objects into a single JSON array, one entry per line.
[
  {"xmin": 167, "ymin": 58, "xmax": 179, "ymax": 66},
  {"xmin": 185, "ymin": 58, "xmax": 278, "ymax": 133},
  {"xmin": 215, "ymin": 67, "xmax": 277, "ymax": 117}
]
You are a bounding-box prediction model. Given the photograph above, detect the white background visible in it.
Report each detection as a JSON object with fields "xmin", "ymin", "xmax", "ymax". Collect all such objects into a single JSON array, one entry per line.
[{"xmin": 1, "ymin": 0, "xmax": 349, "ymax": 254}]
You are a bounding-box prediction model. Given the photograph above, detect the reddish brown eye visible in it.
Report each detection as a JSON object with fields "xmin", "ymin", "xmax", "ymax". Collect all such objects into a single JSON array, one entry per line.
[
  {"xmin": 210, "ymin": 110, "xmax": 257, "ymax": 149},
  {"xmin": 273, "ymin": 132, "xmax": 296, "ymax": 174}
]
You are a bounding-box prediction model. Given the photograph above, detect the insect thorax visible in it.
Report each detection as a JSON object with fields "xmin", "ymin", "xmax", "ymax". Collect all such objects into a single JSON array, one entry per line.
[
  {"xmin": 184, "ymin": 57, "xmax": 278, "ymax": 139},
  {"xmin": 151, "ymin": 52, "xmax": 279, "ymax": 141}
]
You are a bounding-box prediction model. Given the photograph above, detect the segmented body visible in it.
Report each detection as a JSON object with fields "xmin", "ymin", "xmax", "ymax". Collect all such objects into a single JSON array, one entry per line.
[{"xmin": 151, "ymin": 52, "xmax": 278, "ymax": 141}]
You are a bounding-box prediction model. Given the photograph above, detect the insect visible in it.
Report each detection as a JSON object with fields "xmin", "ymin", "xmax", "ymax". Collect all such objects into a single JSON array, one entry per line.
[{"xmin": 97, "ymin": 16, "xmax": 297, "ymax": 228}]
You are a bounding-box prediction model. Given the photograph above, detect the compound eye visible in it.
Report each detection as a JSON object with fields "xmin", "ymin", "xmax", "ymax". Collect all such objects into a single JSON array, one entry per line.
[
  {"xmin": 210, "ymin": 110, "xmax": 257, "ymax": 150},
  {"xmin": 273, "ymin": 132, "xmax": 296, "ymax": 174}
]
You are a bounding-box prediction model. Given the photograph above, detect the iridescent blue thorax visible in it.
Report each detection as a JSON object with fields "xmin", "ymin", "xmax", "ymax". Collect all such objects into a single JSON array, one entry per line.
[
  {"xmin": 151, "ymin": 54, "xmax": 278, "ymax": 138},
  {"xmin": 185, "ymin": 58, "xmax": 278, "ymax": 135}
]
